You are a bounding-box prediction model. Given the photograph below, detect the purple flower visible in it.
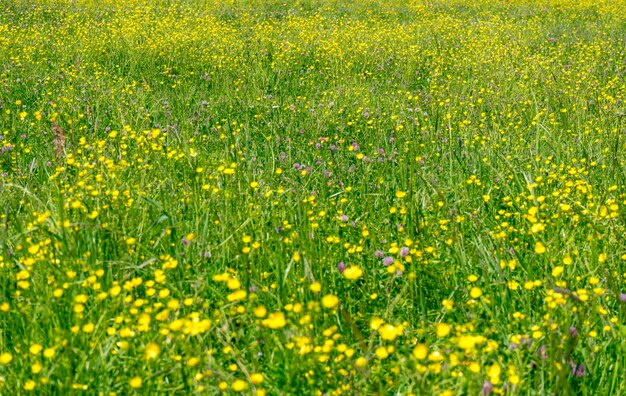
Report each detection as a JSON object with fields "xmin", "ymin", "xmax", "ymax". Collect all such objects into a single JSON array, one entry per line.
[
  {"xmin": 482, "ymin": 381, "xmax": 493, "ymax": 395},
  {"xmin": 383, "ymin": 256, "xmax": 394, "ymax": 266},
  {"xmin": 203, "ymin": 251, "xmax": 212, "ymax": 258},
  {"xmin": 536, "ymin": 345, "xmax": 547, "ymax": 360},
  {"xmin": 571, "ymin": 363, "xmax": 585, "ymax": 378},
  {"xmin": 374, "ymin": 250, "xmax": 384, "ymax": 259},
  {"xmin": 619, "ymin": 293, "xmax": 626, "ymax": 303},
  {"xmin": 400, "ymin": 247, "xmax": 410, "ymax": 257},
  {"xmin": 337, "ymin": 262, "xmax": 346, "ymax": 273},
  {"xmin": 568, "ymin": 326, "xmax": 578, "ymax": 337},
  {"xmin": 181, "ymin": 238, "xmax": 190, "ymax": 247}
]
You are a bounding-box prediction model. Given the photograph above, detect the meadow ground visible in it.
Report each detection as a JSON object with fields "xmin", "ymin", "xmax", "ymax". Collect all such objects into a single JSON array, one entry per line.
[{"xmin": 1, "ymin": 0, "xmax": 626, "ymax": 394}]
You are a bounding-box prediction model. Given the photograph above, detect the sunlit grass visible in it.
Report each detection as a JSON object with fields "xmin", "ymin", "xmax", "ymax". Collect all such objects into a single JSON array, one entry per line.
[{"xmin": 1, "ymin": 0, "xmax": 626, "ymax": 394}]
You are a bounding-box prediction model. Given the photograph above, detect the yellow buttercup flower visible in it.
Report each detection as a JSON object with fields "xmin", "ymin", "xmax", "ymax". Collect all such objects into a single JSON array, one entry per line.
[
  {"xmin": 145, "ymin": 342, "xmax": 160, "ymax": 360},
  {"xmin": 130, "ymin": 377, "xmax": 142, "ymax": 389},
  {"xmin": 413, "ymin": 344, "xmax": 428, "ymax": 360},
  {"xmin": 321, "ymin": 294, "xmax": 339, "ymax": 309},
  {"xmin": 261, "ymin": 312, "xmax": 286, "ymax": 329},
  {"xmin": 343, "ymin": 266, "xmax": 363, "ymax": 280},
  {"xmin": 534, "ymin": 242, "xmax": 546, "ymax": 254},
  {"xmin": 0, "ymin": 353, "xmax": 13, "ymax": 364}
]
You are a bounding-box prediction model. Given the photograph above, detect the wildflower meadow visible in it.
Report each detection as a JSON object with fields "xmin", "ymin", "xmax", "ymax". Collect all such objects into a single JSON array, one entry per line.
[{"xmin": 1, "ymin": 0, "xmax": 626, "ymax": 394}]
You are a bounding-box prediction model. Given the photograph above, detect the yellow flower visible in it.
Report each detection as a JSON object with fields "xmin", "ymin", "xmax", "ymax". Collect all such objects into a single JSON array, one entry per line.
[
  {"xmin": 457, "ymin": 335, "xmax": 476, "ymax": 350},
  {"xmin": 261, "ymin": 312, "xmax": 286, "ymax": 329},
  {"xmin": 534, "ymin": 242, "xmax": 546, "ymax": 254},
  {"xmin": 43, "ymin": 348, "xmax": 55, "ymax": 358},
  {"xmin": 145, "ymin": 342, "xmax": 160, "ymax": 360},
  {"xmin": 253, "ymin": 306, "xmax": 267, "ymax": 318},
  {"xmin": 227, "ymin": 278, "xmax": 241, "ymax": 290},
  {"xmin": 487, "ymin": 363, "xmax": 501, "ymax": 384},
  {"xmin": 169, "ymin": 319, "xmax": 184, "ymax": 331},
  {"xmin": 250, "ymin": 373, "xmax": 264, "ymax": 384},
  {"xmin": 436, "ymin": 323, "xmax": 451, "ymax": 337},
  {"xmin": 413, "ymin": 344, "xmax": 428, "ymax": 360},
  {"xmin": 551, "ymin": 266, "xmax": 564, "ymax": 277},
  {"xmin": 24, "ymin": 380, "xmax": 36, "ymax": 391},
  {"xmin": 531, "ymin": 222, "xmax": 545, "ymax": 233},
  {"xmin": 0, "ymin": 352, "xmax": 13, "ymax": 364},
  {"xmin": 31, "ymin": 363, "xmax": 42, "ymax": 374},
  {"xmin": 378, "ymin": 323, "xmax": 403, "ymax": 341},
  {"xmin": 321, "ymin": 294, "xmax": 339, "ymax": 309},
  {"xmin": 227, "ymin": 289, "xmax": 247, "ymax": 302},
  {"xmin": 130, "ymin": 377, "xmax": 142, "ymax": 388},
  {"xmin": 309, "ymin": 282, "xmax": 321, "ymax": 292},
  {"xmin": 370, "ymin": 317, "xmax": 384, "ymax": 330},
  {"xmin": 470, "ymin": 287, "xmax": 482, "ymax": 299},
  {"xmin": 343, "ymin": 266, "xmax": 363, "ymax": 280},
  {"xmin": 29, "ymin": 344, "xmax": 43, "ymax": 355},
  {"xmin": 375, "ymin": 346, "xmax": 389, "ymax": 359},
  {"xmin": 395, "ymin": 191, "xmax": 407, "ymax": 198},
  {"xmin": 232, "ymin": 379, "xmax": 247, "ymax": 391}
]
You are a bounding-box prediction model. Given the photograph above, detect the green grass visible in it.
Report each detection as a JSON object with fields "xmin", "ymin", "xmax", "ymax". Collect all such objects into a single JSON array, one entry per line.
[{"xmin": 1, "ymin": 0, "xmax": 626, "ymax": 394}]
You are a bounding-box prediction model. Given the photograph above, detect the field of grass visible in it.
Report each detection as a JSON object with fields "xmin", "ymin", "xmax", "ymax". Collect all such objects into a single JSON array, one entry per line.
[{"xmin": 1, "ymin": 0, "xmax": 626, "ymax": 394}]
